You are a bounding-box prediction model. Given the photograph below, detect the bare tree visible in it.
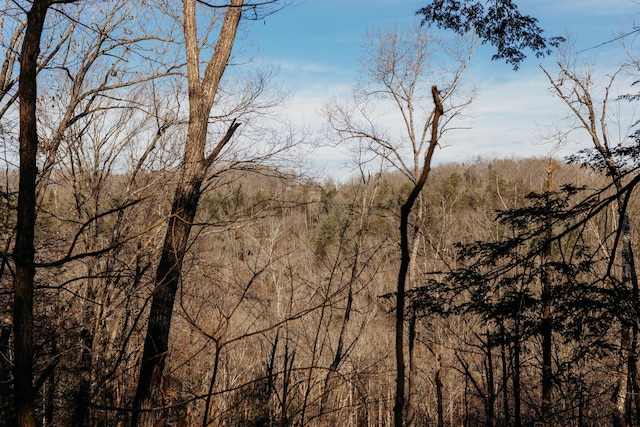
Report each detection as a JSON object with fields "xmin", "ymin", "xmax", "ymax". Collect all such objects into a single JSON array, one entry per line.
[
  {"xmin": 0, "ymin": 1, "xmax": 184, "ymax": 424},
  {"xmin": 324, "ymin": 23, "xmax": 473, "ymax": 426},
  {"xmin": 394, "ymin": 86, "xmax": 444, "ymax": 427},
  {"xmin": 13, "ymin": 2, "xmax": 79, "ymax": 425},
  {"xmin": 542, "ymin": 59, "xmax": 640, "ymax": 427},
  {"xmin": 131, "ymin": 1, "xmax": 294, "ymax": 424}
]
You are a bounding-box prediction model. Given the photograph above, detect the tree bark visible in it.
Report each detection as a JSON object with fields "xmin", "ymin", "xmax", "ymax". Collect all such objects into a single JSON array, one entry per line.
[
  {"xmin": 132, "ymin": 1, "xmax": 243, "ymax": 424},
  {"xmin": 13, "ymin": 1, "xmax": 54, "ymax": 425},
  {"xmin": 393, "ymin": 86, "xmax": 443, "ymax": 427}
]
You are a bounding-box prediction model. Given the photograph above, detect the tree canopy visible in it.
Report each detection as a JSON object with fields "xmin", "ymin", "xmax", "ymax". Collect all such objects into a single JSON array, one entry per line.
[{"xmin": 417, "ymin": 0, "xmax": 565, "ymax": 68}]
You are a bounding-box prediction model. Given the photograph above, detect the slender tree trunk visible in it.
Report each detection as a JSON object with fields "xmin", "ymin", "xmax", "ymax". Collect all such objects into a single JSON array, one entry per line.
[
  {"xmin": 500, "ymin": 320, "xmax": 511, "ymax": 426},
  {"xmin": 13, "ymin": 1, "xmax": 54, "ymax": 425},
  {"xmin": 435, "ymin": 353, "xmax": 444, "ymax": 427},
  {"xmin": 612, "ymin": 183, "xmax": 637, "ymax": 427},
  {"xmin": 394, "ymin": 86, "xmax": 443, "ymax": 427},
  {"xmin": 132, "ymin": 1, "xmax": 243, "ymax": 424},
  {"xmin": 406, "ymin": 197, "xmax": 424, "ymax": 425},
  {"xmin": 541, "ymin": 270, "xmax": 553, "ymax": 425},
  {"xmin": 541, "ymin": 160, "xmax": 553, "ymax": 426},
  {"xmin": 513, "ymin": 316, "xmax": 522, "ymax": 427},
  {"xmin": 632, "ymin": 324, "xmax": 640, "ymax": 426},
  {"xmin": 406, "ymin": 312, "xmax": 417, "ymax": 426},
  {"xmin": 202, "ymin": 342, "xmax": 221, "ymax": 427},
  {"xmin": 485, "ymin": 336, "xmax": 496, "ymax": 427},
  {"xmin": 623, "ymin": 219, "xmax": 639, "ymax": 426}
]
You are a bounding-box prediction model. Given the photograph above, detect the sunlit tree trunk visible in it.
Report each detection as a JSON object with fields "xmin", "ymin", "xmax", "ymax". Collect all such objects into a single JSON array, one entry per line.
[{"xmin": 132, "ymin": 1, "xmax": 243, "ymax": 424}]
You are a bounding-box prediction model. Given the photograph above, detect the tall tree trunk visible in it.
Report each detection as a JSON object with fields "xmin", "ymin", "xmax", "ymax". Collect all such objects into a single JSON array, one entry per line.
[
  {"xmin": 605, "ymin": 164, "xmax": 637, "ymax": 427},
  {"xmin": 13, "ymin": 1, "xmax": 55, "ymax": 425},
  {"xmin": 132, "ymin": 1, "xmax": 243, "ymax": 424},
  {"xmin": 406, "ymin": 196, "xmax": 424, "ymax": 425},
  {"xmin": 541, "ymin": 160, "xmax": 553, "ymax": 426},
  {"xmin": 394, "ymin": 86, "xmax": 443, "ymax": 427},
  {"xmin": 621, "ymin": 213, "xmax": 639, "ymax": 426}
]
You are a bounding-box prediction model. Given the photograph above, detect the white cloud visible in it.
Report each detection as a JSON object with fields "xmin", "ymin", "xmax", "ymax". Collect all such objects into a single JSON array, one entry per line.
[{"xmin": 251, "ymin": 0, "xmax": 640, "ymax": 181}]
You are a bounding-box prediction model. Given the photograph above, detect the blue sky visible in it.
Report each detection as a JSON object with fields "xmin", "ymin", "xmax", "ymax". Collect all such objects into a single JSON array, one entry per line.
[{"xmin": 244, "ymin": 0, "xmax": 639, "ymax": 180}]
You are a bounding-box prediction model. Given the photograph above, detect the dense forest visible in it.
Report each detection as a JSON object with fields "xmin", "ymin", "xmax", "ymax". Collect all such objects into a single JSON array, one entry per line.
[{"xmin": 1, "ymin": 0, "xmax": 640, "ymax": 426}]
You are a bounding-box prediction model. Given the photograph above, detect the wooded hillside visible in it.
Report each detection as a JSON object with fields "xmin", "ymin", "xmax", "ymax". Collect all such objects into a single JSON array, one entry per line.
[{"xmin": 1, "ymin": 154, "xmax": 638, "ymax": 426}]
